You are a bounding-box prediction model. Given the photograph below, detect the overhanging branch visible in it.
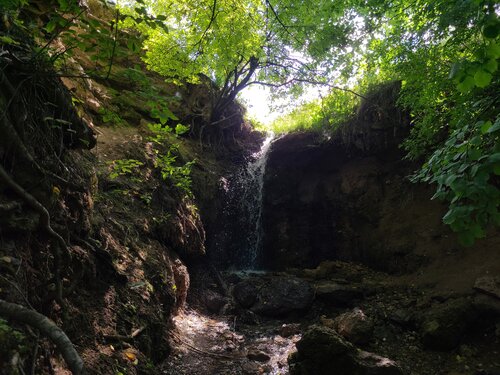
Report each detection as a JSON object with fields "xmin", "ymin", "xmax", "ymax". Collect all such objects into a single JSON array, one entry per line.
[{"xmin": 249, "ymin": 78, "xmax": 367, "ymax": 99}]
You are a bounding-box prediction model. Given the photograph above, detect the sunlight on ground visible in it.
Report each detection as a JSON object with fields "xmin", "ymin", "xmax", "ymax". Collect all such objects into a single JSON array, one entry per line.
[{"xmin": 169, "ymin": 309, "xmax": 301, "ymax": 375}]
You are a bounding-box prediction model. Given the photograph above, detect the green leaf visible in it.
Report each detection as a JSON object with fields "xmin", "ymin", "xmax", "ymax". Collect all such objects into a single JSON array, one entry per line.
[
  {"xmin": 443, "ymin": 209, "xmax": 457, "ymax": 225},
  {"xmin": 457, "ymin": 75, "xmax": 475, "ymax": 92},
  {"xmin": 45, "ymin": 19, "xmax": 58, "ymax": 33},
  {"xmin": 474, "ymin": 70, "xmax": 492, "ymax": 88},
  {"xmin": 493, "ymin": 164, "xmax": 500, "ymax": 176},
  {"xmin": 487, "ymin": 120, "xmax": 500, "ymax": 133},
  {"xmin": 483, "ymin": 59, "xmax": 498, "ymax": 74},
  {"xmin": 175, "ymin": 123, "xmax": 190, "ymax": 135},
  {"xmin": 0, "ymin": 36, "xmax": 20, "ymax": 45},
  {"xmin": 483, "ymin": 21, "xmax": 500, "ymax": 39},
  {"xmin": 480, "ymin": 121, "xmax": 492, "ymax": 134},
  {"xmin": 488, "ymin": 153, "xmax": 500, "ymax": 163},
  {"xmin": 468, "ymin": 148, "xmax": 481, "ymax": 161},
  {"xmin": 486, "ymin": 42, "xmax": 500, "ymax": 59},
  {"xmin": 449, "ymin": 62, "xmax": 461, "ymax": 79}
]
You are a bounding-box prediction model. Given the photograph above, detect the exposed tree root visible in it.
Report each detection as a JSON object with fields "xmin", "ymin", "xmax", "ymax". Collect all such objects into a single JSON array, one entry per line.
[
  {"xmin": 0, "ymin": 299, "xmax": 84, "ymax": 375},
  {"xmin": 0, "ymin": 163, "xmax": 65, "ymax": 304}
]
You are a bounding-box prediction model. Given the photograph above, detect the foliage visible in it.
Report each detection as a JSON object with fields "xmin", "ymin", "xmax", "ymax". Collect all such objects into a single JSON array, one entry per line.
[
  {"xmin": 6, "ymin": 0, "xmax": 499, "ymax": 241},
  {"xmin": 99, "ymin": 107, "xmax": 125, "ymax": 126},
  {"xmin": 147, "ymin": 125, "xmax": 194, "ymax": 197},
  {"xmin": 0, "ymin": 318, "xmax": 28, "ymax": 357},
  {"xmin": 268, "ymin": 0, "xmax": 500, "ymax": 243},
  {"xmin": 109, "ymin": 159, "xmax": 144, "ymax": 179},
  {"xmin": 155, "ymin": 148, "xmax": 195, "ymax": 196},
  {"xmin": 412, "ymin": 112, "xmax": 500, "ymax": 245}
]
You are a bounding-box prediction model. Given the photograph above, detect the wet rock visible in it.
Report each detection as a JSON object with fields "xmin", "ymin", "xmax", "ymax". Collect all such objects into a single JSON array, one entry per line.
[
  {"xmin": 251, "ymin": 276, "xmax": 314, "ymax": 317},
  {"xmin": 333, "ymin": 308, "xmax": 374, "ymax": 345},
  {"xmin": 315, "ymin": 282, "xmax": 364, "ymax": 306},
  {"xmin": 279, "ymin": 323, "xmax": 301, "ymax": 338},
  {"xmin": 474, "ymin": 276, "xmax": 500, "ymax": 300},
  {"xmin": 233, "ymin": 280, "xmax": 259, "ymax": 308},
  {"xmin": 289, "ymin": 325, "xmax": 403, "ymax": 375},
  {"xmin": 420, "ymin": 298, "xmax": 477, "ymax": 350},
  {"xmin": 247, "ymin": 349, "xmax": 271, "ymax": 362}
]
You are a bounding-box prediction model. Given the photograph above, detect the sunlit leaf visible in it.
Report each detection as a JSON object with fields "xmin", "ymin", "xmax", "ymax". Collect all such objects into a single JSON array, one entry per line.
[{"xmin": 473, "ymin": 69, "xmax": 492, "ymax": 88}]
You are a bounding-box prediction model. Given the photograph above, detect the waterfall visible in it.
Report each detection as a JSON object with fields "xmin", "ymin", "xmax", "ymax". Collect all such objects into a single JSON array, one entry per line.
[
  {"xmin": 236, "ymin": 133, "xmax": 274, "ymax": 268},
  {"xmin": 210, "ymin": 133, "xmax": 275, "ymax": 269}
]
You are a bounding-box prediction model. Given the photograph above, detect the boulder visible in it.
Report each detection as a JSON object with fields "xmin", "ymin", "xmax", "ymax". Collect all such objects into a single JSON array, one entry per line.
[
  {"xmin": 315, "ymin": 282, "xmax": 364, "ymax": 306},
  {"xmin": 233, "ymin": 280, "xmax": 259, "ymax": 308},
  {"xmin": 233, "ymin": 276, "xmax": 314, "ymax": 317},
  {"xmin": 251, "ymin": 276, "xmax": 314, "ymax": 317},
  {"xmin": 289, "ymin": 325, "xmax": 403, "ymax": 375},
  {"xmin": 333, "ymin": 308, "xmax": 374, "ymax": 345},
  {"xmin": 420, "ymin": 298, "xmax": 477, "ymax": 350}
]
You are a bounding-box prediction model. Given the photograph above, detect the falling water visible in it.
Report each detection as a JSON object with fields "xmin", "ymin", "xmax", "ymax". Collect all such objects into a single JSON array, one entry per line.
[
  {"xmin": 211, "ymin": 133, "xmax": 275, "ymax": 269},
  {"xmin": 237, "ymin": 133, "xmax": 275, "ymax": 268}
]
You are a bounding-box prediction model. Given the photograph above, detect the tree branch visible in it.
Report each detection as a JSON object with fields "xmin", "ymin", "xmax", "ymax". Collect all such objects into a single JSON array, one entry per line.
[
  {"xmin": 194, "ymin": 0, "xmax": 217, "ymax": 48},
  {"xmin": 249, "ymin": 78, "xmax": 367, "ymax": 99},
  {"xmin": 105, "ymin": 8, "xmax": 120, "ymax": 80}
]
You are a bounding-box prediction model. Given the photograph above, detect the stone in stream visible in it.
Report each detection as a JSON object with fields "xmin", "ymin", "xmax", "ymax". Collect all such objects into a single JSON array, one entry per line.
[
  {"xmin": 333, "ymin": 308, "xmax": 375, "ymax": 345},
  {"xmin": 289, "ymin": 325, "xmax": 403, "ymax": 375},
  {"xmin": 233, "ymin": 276, "xmax": 314, "ymax": 317},
  {"xmin": 247, "ymin": 349, "xmax": 271, "ymax": 362},
  {"xmin": 279, "ymin": 323, "xmax": 301, "ymax": 338}
]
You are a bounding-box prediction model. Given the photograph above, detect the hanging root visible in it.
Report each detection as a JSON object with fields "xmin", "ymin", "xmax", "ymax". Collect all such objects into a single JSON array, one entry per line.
[
  {"xmin": 0, "ymin": 299, "xmax": 84, "ymax": 375},
  {"xmin": 0, "ymin": 164, "xmax": 66, "ymax": 304},
  {"xmin": 0, "ymin": 71, "xmax": 85, "ymax": 191}
]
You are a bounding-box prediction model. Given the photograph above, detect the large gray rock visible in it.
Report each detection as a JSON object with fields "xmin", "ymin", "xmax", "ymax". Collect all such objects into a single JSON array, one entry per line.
[
  {"xmin": 233, "ymin": 276, "xmax": 314, "ymax": 317},
  {"xmin": 289, "ymin": 325, "xmax": 403, "ymax": 375},
  {"xmin": 420, "ymin": 298, "xmax": 477, "ymax": 350}
]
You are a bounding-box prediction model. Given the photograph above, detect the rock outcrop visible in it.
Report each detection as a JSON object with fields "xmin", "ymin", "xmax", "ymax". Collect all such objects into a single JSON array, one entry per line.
[{"xmin": 289, "ymin": 325, "xmax": 403, "ymax": 375}]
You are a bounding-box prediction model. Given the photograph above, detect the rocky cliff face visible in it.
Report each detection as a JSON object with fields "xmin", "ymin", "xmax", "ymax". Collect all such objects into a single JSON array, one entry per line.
[{"xmin": 260, "ymin": 90, "xmax": 499, "ymax": 275}]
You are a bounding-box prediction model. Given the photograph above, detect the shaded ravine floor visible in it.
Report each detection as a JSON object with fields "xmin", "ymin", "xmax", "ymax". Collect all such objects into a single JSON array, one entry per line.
[{"xmin": 162, "ymin": 309, "xmax": 299, "ymax": 375}]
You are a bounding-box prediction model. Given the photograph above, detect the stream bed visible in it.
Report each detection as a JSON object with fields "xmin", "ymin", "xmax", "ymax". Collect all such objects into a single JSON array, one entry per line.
[{"xmin": 162, "ymin": 309, "xmax": 299, "ymax": 375}]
